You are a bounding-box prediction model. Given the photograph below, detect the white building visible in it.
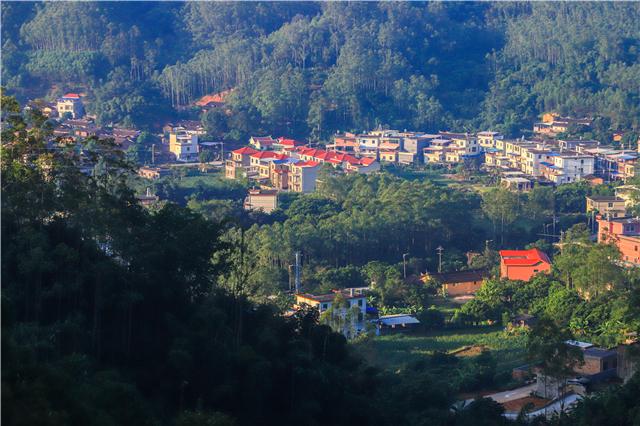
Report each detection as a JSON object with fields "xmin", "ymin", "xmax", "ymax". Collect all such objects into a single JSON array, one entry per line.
[{"xmin": 169, "ymin": 131, "xmax": 199, "ymax": 162}]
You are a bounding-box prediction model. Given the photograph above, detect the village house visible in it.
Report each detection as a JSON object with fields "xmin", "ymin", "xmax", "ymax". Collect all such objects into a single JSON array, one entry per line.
[
  {"xmin": 533, "ymin": 113, "xmax": 592, "ymax": 137},
  {"xmin": 586, "ymin": 196, "xmax": 626, "ymax": 218},
  {"xmin": 379, "ymin": 150, "xmax": 398, "ymax": 163},
  {"xmin": 225, "ymin": 146, "xmax": 258, "ymax": 179},
  {"xmin": 163, "ymin": 120, "xmax": 206, "ymax": 137},
  {"xmin": 244, "ymin": 189, "xmax": 278, "ymax": 213},
  {"xmin": 423, "ymin": 269, "xmax": 489, "ymax": 297},
  {"xmin": 534, "ymin": 340, "xmax": 618, "ymax": 399},
  {"xmin": 289, "ymin": 160, "xmax": 319, "ymax": 193},
  {"xmin": 501, "ymin": 176, "xmax": 533, "ymax": 192},
  {"xmin": 615, "ymin": 185, "xmax": 640, "ymax": 208},
  {"xmin": 596, "ymin": 215, "xmax": 640, "ymax": 266},
  {"xmin": 295, "ymin": 289, "xmax": 368, "ymax": 338},
  {"xmin": 539, "ymin": 151, "xmax": 595, "ymax": 184},
  {"xmin": 24, "ymin": 99, "xmax": 58, "ymax": 118},
  {"xmin": 477, "ymin": 131, "xmax": 504, "ymax": 150},
  {"xmin": 249, "ymin": 136, "xmax": 277, "ymax": 150},
  {"xmin": 169, "ymin": 131, "xmax": 199, "ymax": 162},
  {"xmin": 295, "ymin": 289, "xmax": 368, "ymax": 315},
  {"xmin": 273, "ymin": 137, "xmax": 304, "ymax": 152},
  {"xmin": 499, "ymin": 249, "xmax": 552, "ymax": 282},
  {"xmin": 138, "ymin": 166, "xmax": 171, "ymax": 180},
  {"xmin": 56, "ymin": 93, "xmax": 84, "ymax": 119}
]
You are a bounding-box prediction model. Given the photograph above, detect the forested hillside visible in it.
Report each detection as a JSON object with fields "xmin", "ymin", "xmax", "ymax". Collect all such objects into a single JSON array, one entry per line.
[{"xmin": 2, "ymin": 2, "xmax": 639, "ymax": 136}]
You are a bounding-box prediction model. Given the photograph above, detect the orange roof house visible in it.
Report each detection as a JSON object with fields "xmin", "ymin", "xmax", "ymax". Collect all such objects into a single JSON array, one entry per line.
[{"xmin": 499, "ymin": 249, "xmax": 551, "ymax": 282}]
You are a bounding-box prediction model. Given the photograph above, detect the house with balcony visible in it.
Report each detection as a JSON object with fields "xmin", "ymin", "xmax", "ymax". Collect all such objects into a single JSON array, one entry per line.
[
  {"xmin": 169, "ymin": 131, "xmax": 199, "ymax": 162},
  {"xmin": 249, "ymin": 136, "xmax": 277, "ymax": 150},
  {"xmin": 56, "ymin": 93, "xmax": 84, "ymax": 119},
  {"xmin": 225, "ymin": 146, "xmax": 258, "ymax": 179},
  {"xmin": 586, "ymin": 196, "xmax": 626, "ymax": 218},
  {"xmin": 289, "ymin": 160, "xmax": 319, "ymax": 193}
]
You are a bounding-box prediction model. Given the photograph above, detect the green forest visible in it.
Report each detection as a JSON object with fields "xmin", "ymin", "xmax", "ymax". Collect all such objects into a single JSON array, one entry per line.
[{"xmin": 2, "ymin": 2, "xmax": 639, "ymax": 137}]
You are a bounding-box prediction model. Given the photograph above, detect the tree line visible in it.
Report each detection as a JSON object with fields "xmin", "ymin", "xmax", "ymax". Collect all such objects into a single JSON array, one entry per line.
[{"xmin": 2, "ymin": 2, "xmax": 638, "ymax": 137}]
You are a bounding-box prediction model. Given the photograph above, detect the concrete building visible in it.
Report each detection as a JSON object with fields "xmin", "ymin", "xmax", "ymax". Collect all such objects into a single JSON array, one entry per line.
[
  {"xmin": 225, "ymin": 146, "xmax": 258, "ymax": 179},
  {"xmin": 423, "ymin": 269, "xmax": 489, "ymax": 297},
  {"xmin": 540, "ymin": 152, "xmax": 595, "ymax": 184},
  {"xmin": 499, "ymin": 249, "xmax": 552, "ymax": 282},
  {"xmin": 289, "ymin": 160, "xmax": 319, "ymax": 193},
  {"xmin": 477, "ymin": 131, "xmax": 504, "ymax": 150},
  {"xmin": 596, "ymin": 215, "xmax": 640, "ymax": 266},
  {"xmin": 586, "ymin": 196, "xmax": 626, "ymax": 218},
  {"xmin": 169, "ymin": 131, "xmax": 199, "ymax": 162},
  {"xmin": 56, "ymin": 93, "xmax": 84, "ymax": 119},
  {"xmin": 244, "ymin": 189, "xmax": 278, "ymax": 213}
]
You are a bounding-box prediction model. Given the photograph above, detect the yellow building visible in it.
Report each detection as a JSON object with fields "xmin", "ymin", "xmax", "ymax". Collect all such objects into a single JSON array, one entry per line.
[
  {"xmin": 169, "ymin": 131, "xmax": 199, "ymax": 162},
  {"xmin": 586, "ymin": 196, "xmax": 626, "ymax": 218}
]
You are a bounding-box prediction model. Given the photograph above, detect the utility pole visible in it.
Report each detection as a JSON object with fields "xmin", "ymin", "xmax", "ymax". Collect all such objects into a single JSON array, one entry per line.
[
  {"xmin": 294, "ymin": 251, "xmax": 301, "ymax": 293},
  {"xmin": 402, "ymin": 253, "xmax": 409, "ymax": 279},
  {"xmin": 436, "ymin": 246, "xmax": 444, "ymax": 273}
]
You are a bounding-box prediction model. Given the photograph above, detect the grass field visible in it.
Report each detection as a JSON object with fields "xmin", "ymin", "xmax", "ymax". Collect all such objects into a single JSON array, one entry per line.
[{"xmin": 355, "ymin": 326, "xmax": 528, "ymax": 374}]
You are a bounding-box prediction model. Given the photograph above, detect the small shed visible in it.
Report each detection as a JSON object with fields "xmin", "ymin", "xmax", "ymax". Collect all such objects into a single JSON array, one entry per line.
[{"xmin": 375, "ymin": 314, "xmax": 420, "ymax": 335}]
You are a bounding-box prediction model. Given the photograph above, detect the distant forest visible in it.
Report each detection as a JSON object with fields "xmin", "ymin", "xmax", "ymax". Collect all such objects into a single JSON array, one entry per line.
[{"xmin": 2, "ymin": 2, "xmax": 639, "ymax": 137}]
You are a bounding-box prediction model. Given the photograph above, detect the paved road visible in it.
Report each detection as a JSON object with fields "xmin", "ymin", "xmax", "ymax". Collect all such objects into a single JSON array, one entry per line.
[{"xmin": 462, "ymin": 383, "xmax": 536, "ymax": 406}]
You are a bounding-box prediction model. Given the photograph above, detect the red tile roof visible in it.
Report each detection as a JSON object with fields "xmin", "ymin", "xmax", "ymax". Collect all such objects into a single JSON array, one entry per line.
[
  {"xmin": 233, "ymin": 146, "xmax": 259, "ymax": 155},
  {"xmin": 250, "ymin": 151, "xmax": 282, "ymax": 160},
  {"xmin": 278, "ymin": 137, "xmax": 303, "ymax": 146},
  {"xmin": 360, "ymin": 157, "xmax": 377, "ymax": 166},
  {"xmin": 294, "ymin": 160, "xmax": 319, "ymax": 167},
  {"xmin": 63, "ymin": 93, "xmax": 81, "ymax": 99},
  {"xmin": 499, "ymin": 249, "xmax": 551, "ymax": 266}
]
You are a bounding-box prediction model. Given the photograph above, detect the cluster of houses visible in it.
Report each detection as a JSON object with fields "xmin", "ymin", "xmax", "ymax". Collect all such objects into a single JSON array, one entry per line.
[
  {"xmin": 25, "ymin": 92, "xmax": 86, "ymax": 120},
  {"xmin": 328, "ymin": 129, "xmax": 483, "ymax": 166},
  {"xmin": 326, "ymin": 117, "xmax": 637, "ymax": 191},
  {"xmin": 225, "ymin": 136, "xmax": 381, "ymax": 197}
]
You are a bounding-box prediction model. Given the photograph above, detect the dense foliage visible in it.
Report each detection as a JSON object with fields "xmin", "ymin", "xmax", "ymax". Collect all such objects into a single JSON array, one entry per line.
[{"xmin": 3, "ymin": 2, "xmax": 639, "ymax": 136}]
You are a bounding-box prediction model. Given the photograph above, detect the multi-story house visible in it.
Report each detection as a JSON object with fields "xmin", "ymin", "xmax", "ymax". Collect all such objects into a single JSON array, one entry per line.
[
  {"xmin": 249, "ymin": 136, "xmax": 277, "ymax": 150},
  {"xmin": 225, "ymin": 146, "xmax": 258, "ymax": 179},
  {"xmin": 597, "ymin": 215, "xmax": 640, "ymax": 266},
  {"xmin": 56, "ymin": 93, "xmax": 84, "ymax": 119},
  {"xmin": 477, "ymin": 131, "xmax": 504, "ymax": 151},
  {"xmin": 440, "ymin": 131, "xmax": 479, "ymax": 155},
  {"xmin": 521, "ymin": 147, "xmax": 554, "ymax": 177},
  {"xmin": 289, "ymin": 160, "xmax": 319, "ymax": 193},
  {"xmin": 586, "ymin": 196, "xmax": 626, "ymax": 218},
  {"xmin": 244, "ymin": 189, "xmax": 278, "ymax": 213},
  {"xmin": 499, "ymin": 249, "xmax": 552, "ymax": 282},
  {"xmin": 541, "ymin": 152, "xmax": 595, "ymax": 184},
  {"xmin": 169, "ymin": 131, "xmax": 199, "ymax": 162}
]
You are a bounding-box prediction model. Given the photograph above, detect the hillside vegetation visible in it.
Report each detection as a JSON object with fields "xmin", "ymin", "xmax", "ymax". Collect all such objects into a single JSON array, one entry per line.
[{"xmin": 2, "ymin": 2, "xmax": 639, "ymax": 136}]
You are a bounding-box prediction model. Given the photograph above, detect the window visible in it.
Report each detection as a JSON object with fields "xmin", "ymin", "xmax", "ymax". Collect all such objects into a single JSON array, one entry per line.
[
  {"xmin": 358, "ymin": 299, "xmax": 363, "ymax": 307},
  {"xmin": 321, "ymin": 303, "xmax": 328, "ymax": 310},
  {"xmin": 608, "ymin": 203, "xmax": 613, "ymax": 207},
  {"xmin": 603, "ymin": 361, "xmax": 609, "ymax": 370},
  {"xmin": 533, "ymin": 269, "xmax": 539, "ymax": 273}
]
